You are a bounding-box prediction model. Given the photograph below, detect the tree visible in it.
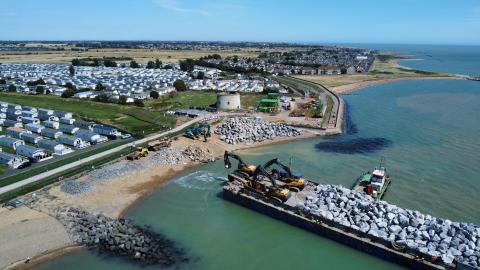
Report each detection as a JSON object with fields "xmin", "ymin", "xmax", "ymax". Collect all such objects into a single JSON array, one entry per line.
[
  {"xmin": 134, "ymin": 99, "xmax": 144, "ymax": 107},
  {"xmin": 71, "ymin": 58, "xmax": 81, "ymax": 66},
  {"xmin": 94, "ymin": 93, "xmax": 110, "ymax": 103},
  {"xmin": 130, "ymin": 60, "xmax": 140, "ymax": 68},
  {"xmin": 69, "ymin": 65, "xmax": 75, "ymax": 76},
  {"xmin": 163, "ymin": 64, "xmax": 173, "ymax": 69},
  {"xmin": 197, "ymin": 71, "xmax": 205, "ymax": 79},
  {"xmin": 0, "ymin": 79, "xmax": 6, "ymax": 84},
  {"xmin": 118, "ymin": 95, "xmax": 128, "ymax": 105},
  {"xmin": 95, "ymin": 82, "xmax": 105, "ymax": 91},
  {"xmin": 61, "ymin": 89, "xmax": 75, "ymax": 98},
  {"xmin": 36, "ymin": 85, "xmax": 45, "ymax": 94},
  {"xmin": 146, "ymin": 61, "xmax": 155, "ymax": 69},
  {"xmin": 26, "ymin": 78, "xmax": 46, "ymax": 86},
  {"xmin": 155, "ymin": 59, "xmax": 162, "ymax": 69},
  {"xmin": 7, "ymin": 84, "xmax": 16, "ymax": 92},
  {"xmin": 103, "ymin": 59, "xmax": 117, "ymax": 67},
  {"xmin": 179, "ymin": 59, "xmax": 195, "ymax": 72},
  {"xmin": 149, "ymin": 90, "xmax": 159, "ymax": 99},
  {"xmin": 173, "ymin": 80, "xmax": 187, "ymax": 92},
  {"xmin": 64, "ymin": 82, "xmax": 76, "ymax": 91}
]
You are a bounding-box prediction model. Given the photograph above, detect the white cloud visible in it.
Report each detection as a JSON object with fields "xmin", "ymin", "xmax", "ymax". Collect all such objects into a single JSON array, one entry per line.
[{"xmin": 153, "ymin": 0, "xmax": 211, "ymax": 16}]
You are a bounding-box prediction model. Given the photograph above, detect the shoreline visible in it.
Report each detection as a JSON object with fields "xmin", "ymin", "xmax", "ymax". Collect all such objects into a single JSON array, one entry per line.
[
  {"xmin": 331, "ymin": 76, "xmax": 464, "ymax": 94},
  {"xmin": 3, "ymin": 128, "xmax": 321, "ymax": 269}
]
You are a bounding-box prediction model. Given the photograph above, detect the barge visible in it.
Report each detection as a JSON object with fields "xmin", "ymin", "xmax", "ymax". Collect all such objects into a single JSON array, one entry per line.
[{"xmin": 223, "ymin": 180, "xmax": 448, "ymax": 270}]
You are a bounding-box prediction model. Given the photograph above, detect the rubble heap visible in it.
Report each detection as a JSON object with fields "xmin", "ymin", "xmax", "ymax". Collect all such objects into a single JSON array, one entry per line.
[
  {"xmin": 56, "ymin": 207, "xmax": 186, "ymax": 266},
  {"xmin": 215, "ymin": 117, "xmax": 302, "ymax": 145},
  {"xmin": 299, "ymin": 185, "xmax": 480, "ymax": 268}
]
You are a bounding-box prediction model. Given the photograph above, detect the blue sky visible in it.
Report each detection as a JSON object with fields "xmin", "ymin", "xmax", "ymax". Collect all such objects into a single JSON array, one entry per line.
[{"xmin": 1, "ymin": 0, "xmax": 479, "ymax": 45}]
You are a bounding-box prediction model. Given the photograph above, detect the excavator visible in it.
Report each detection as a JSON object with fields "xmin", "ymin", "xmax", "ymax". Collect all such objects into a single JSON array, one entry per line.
[
  {"xmin": 184, "ymin": 122, "xmax": 211, "ymax": 142},
  {"xmin": 263, "ymin": 158, "xmax": 305, "ymax": 192},
  {"xmin": 248, "ymin": 165, "xmax": 291, "ymax": 203},
  {"xmin": 224, "ymin": 151, "xmax": 257, "ymax": 179}
]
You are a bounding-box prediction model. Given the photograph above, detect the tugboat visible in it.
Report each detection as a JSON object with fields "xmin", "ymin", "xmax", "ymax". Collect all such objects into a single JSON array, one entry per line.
[{"xmin": 352, "ymin": 159, "xmax": 391, "ymax": 199}]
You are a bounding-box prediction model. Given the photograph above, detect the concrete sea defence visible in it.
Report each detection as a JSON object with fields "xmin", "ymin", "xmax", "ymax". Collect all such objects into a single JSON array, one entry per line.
[
  {"xmin": 215, "ymin": 117, "xmax": 302, "ymax": 145},
  {"xmin": 55, "ymin": 206, "xmax": 186, "ymax": 266},
  {"xmin": 224, "ymin": 182, "xmax": 480, "ymax": 269}
]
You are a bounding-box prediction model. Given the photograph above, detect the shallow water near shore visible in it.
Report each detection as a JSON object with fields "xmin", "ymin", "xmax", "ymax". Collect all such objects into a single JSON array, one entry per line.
[{"xmin": 35, "ymin": 78, "xmax": 480, "ymax": 270}]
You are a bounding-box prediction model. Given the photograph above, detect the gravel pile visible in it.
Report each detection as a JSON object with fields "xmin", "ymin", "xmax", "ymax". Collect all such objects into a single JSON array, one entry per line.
[
  {"xmin": 299, "ymin": 185, "xmax": 480, "ymax": 268},
  {"xmin": 182, "ymin": 145, "xmax": 215, "ymax": 163},
  {"xmin": 55, "ymin": 206, "xmax": 186, "ymax": 266},
  {"xmin": 60, "ymin": 181, "xmax": 91, "ymax": 195},
  {"xmin": 215, "ymin": 117, "xmax": 302, "ymax": 145},
  {"xmin": 60, "ymin": 146, "xmax": 216, "ymax": 196}
]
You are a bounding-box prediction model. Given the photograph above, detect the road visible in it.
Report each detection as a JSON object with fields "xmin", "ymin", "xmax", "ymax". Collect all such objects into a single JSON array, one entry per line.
[{"xmin": 0, "ymin": 116, "xmax": 209, "ymax": 196}]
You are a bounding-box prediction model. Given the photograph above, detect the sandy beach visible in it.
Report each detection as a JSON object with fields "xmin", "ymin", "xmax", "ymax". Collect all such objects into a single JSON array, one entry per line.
[
  {"xmin": 1, "ymin": 127, "xmax": 319, "ymax": 269},
  {"xmin": 331, "ymin": 76, "xmax": 463, "ymax": 94}
]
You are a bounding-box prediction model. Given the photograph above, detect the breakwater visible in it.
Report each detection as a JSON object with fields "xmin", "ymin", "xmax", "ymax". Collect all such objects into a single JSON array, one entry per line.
[{"xmin": 55, "ymin": 207, "xmax": 186, "ymax": 266}]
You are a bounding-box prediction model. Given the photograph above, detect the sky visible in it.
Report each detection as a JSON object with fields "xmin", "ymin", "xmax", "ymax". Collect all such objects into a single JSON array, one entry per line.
[{"xmin": 0, "ymin": 0, "xmax": 480, "ymax": 45}]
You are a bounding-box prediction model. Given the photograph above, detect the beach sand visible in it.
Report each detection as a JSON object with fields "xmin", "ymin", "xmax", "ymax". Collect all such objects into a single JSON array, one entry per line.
[{"xmin": 1, "ymin": 128, "xmax": 319, "ymax": 269}]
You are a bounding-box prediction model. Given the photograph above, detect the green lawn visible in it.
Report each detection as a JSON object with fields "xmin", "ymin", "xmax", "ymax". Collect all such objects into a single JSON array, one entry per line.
[
  {"xmin": 0, "ymin": 93, "xmax": 175, "ymax": 135},
  {"xmin": 146, "ymin": 90, "xmax": 263, "ymax": 111}
]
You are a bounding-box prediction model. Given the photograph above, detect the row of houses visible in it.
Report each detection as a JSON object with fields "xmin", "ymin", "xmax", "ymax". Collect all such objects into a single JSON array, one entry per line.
[{"xmin": 0, "ymin": 102, "xmax": 122, "ymax": 169}]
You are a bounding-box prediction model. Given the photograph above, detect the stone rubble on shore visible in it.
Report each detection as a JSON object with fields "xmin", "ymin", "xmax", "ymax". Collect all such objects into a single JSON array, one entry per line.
[
  {"xmin": 61, "ymin": 146, "xmax": 215, "ymax": 196},
  {"xmin": 299, "ymin": 185, "xmax": 480, "ymax": 269},
  {"xmin": 215, "ymin": 117, "xmax": 302, "ymax": 145},
  {"xmin": 55, "ymin": 206, "xmax": 186, "ymax": 266}
]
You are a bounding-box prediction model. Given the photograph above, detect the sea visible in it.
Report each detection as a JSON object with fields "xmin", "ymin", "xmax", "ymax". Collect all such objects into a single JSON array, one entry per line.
[{"xmin": 35, "ymin": 45, "xmax": 480, "ymax": 270}]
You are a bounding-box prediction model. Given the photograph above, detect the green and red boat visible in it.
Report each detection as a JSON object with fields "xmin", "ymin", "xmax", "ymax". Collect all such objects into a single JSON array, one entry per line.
[{"xmin": 352, "ymin": 159, "xmax": 391, "ymax": 199}]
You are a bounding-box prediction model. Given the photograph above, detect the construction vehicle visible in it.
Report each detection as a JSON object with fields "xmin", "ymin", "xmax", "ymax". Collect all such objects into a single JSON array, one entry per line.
[
  {"xmin": 184, "ymin": 122, "xmax": 211, "ymax": 142},
  {"xmin": 263, "ymin": 158, "xmax": 305, "ymax": 192},
  {"xmin": 248, "ymin": 165, "xmax": 291, "ymax": 203},
  {"xmin": 224, "ymin": 151, "xmax": 257, "ymax": 178},
  {"xmin": 147, "ymin": 139, "xmax": 171, "ymax": 151},
  {"xmin": 126, "ymin": 147, "xmax": 149, "ymax": 161}
]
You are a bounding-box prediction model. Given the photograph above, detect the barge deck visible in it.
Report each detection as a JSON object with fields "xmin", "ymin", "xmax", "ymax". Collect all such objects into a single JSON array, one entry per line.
[{"xmin": 223, "ymin": 180, "xmax": 449, "ymax": 270}]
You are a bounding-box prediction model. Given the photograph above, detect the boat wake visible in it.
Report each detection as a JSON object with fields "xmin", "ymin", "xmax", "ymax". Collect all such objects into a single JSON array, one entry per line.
[
  {"xmin": 315, "ymin": 137, "xmax": 392, "ymax": 154},
  {"xmin": 174, "ymin": 171, "xmax": 228, "ymax": 190}
]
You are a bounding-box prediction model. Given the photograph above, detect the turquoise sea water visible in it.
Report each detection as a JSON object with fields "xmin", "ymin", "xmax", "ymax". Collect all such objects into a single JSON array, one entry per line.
[{"xmin": 36, "ymin": 47, "xmax": 480, "ymax": 270}]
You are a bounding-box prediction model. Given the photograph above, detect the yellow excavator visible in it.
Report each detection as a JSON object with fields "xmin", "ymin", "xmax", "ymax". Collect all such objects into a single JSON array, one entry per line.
[
  {"xmin": 250, "ymin": 165, "xmax": 291, "ymax": 203},
  {"xmin": 263, "ymin": 158, "xmax": 305, "ymax": 192},
  {"xmin": 224, "ymin": 151, "xmax": 257, "ymax": 178}
]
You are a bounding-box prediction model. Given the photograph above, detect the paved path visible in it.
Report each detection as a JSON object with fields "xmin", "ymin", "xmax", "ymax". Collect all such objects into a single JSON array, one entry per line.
[{"xmin": 0, "ymin": 117, "xmax": 208, "ymax": 196}]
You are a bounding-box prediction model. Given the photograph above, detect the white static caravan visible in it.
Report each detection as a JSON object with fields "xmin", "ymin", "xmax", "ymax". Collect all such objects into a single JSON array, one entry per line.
[
  {"xmin": 59, "ymin": 124, "xmax": 79, "ymax": 135},
  {"xmin": 22, "ymin": 111, "xmax": 38, "ymax": 118},
  {"xmin": 54, "ymin": 111, "xmax": 73, "ymax": 119},
  {"xmin": 0, "ymin": 151, "xmax": 27, "ymax": 169},
  {"xmin": 20, "ymin": 133, "xmax": 42, "ymax": 144},
  {"xmin": 37, "ymin": 139, "xmax": 73, "ymax": 156},
  {"xmin": 16, "ymin": 144, "xmax": 52, "ymax": 162},
  {"xmin": 0, "ymin": 119, "xmax": 23, "ymax": 128},
  {"xmin": 57, "ymin": 134, "xmax": 87, "ymax": 148},
  {"xmin": 25, "ymin": 123, "xmax": 45, "ymax": 134},
  {"xmin": 73, "ymin": 120, "xmax": 95, "ymax": 131},
  {"xmin": 43, "ymin": 120, "xmax": 60, "ymax": 129},
  {"xmin": 92, "ymin": 125, "xmax": 121, "ymax": 139},
  {"xmin": 59, "ymin": 117, "xmax": 75, "ymax": 125},
  {"xmin": 22, "ymin": 117, "xmax": 40, "ymax": 125},
  {"xmin": 75, "ymin": 129, "xmax": 101, "ymax": 143},
  {"xmin": 41, "ymin": 128, "xmax": 63, "ymax": 139},
  {"xmin": 6, "ymin": 127, "xmax": 31, "ymax": 139},
  {"xmin": 0, "ymin": 137, "xmax": 25, "ymax": 150}
]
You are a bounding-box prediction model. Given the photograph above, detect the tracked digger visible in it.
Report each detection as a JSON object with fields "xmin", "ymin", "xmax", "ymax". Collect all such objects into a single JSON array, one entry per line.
[
  {"xmin": 224, "ymin": 151, "xmax": 290, "ymax": 203},
  {"xmin": 263, "ymin": 158, "xmax": 306, "ymax": 192},
  {"xmin": 224, "ymin": 151, "xmax": 257, "ymax": 179}
]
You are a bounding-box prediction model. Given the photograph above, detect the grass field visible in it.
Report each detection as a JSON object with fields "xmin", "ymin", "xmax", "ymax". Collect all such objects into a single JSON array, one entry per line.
[
  {"xmin": 146, "ymin": 90, "xmax": 264, "ymax": 111},
  {"xmin": 0, "ymin": 93, "xmax": 175, "ymax": 135},
  {"xmin": 0, "ymin": 48, "xmax": 292, "ymax": 64}
]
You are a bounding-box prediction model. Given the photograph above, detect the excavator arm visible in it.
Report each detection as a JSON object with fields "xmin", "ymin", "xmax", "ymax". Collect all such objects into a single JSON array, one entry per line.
[
  {"xmin": 252, "ymin": 165, "xmax": 277, "ymax": 187},
  {"xmin": 224, "ymin": 151, "xmax": 247, "ymax": 169},
  {"xmin": 263, "ymin": 158, "xmax": 293, "ymax": 177}
]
